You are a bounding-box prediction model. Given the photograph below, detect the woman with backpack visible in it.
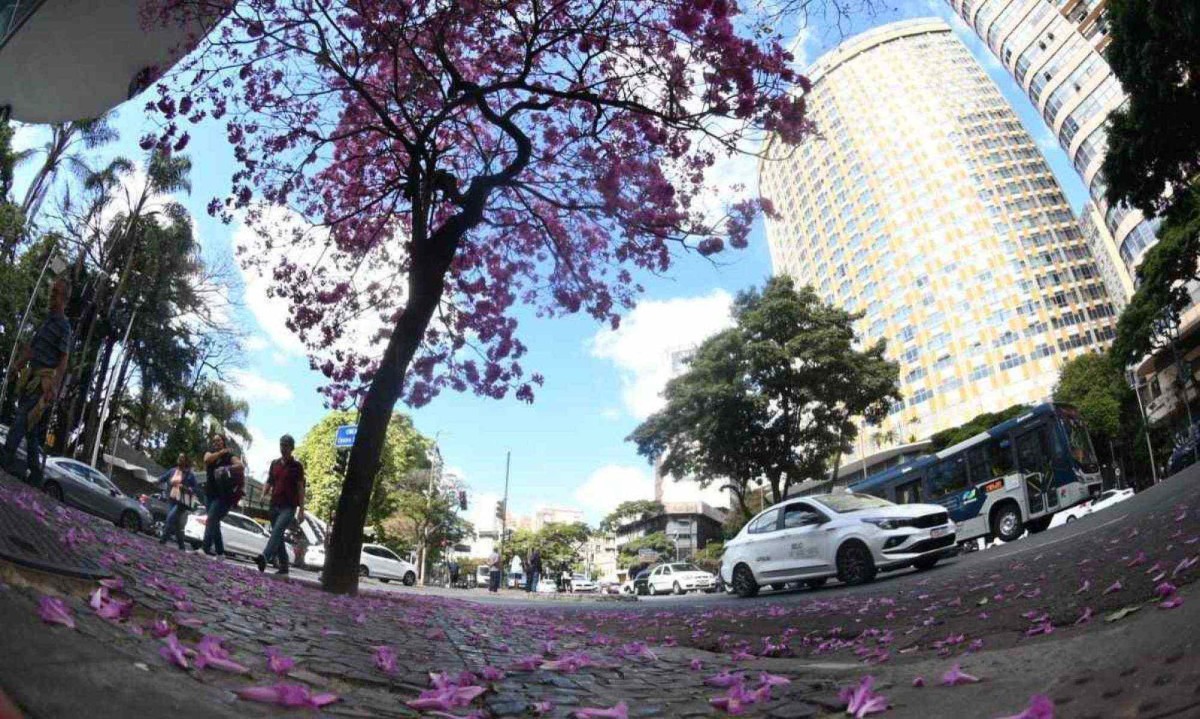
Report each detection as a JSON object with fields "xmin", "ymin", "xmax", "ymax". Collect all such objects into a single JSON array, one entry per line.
[
  {"xmin": 201, "ymin": 433, "xmax": 240, "ymax": 558},
  {"xmin": 158, "ymin": 453, "xmax": 197, "ymax": 550}
]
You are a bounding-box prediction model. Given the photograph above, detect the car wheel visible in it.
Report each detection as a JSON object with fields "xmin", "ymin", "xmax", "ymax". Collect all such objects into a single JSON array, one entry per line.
[
  {"xmin": 359, "ymin": 565, "xmax": 370, "ymax": 578},
  {"xmin": 673, "ymin": 581, "xmax": 683, "ymax": 595},
  {"xmin": 991, "ymin": 502, "xmax": 1023, "ymax": 543},
  {"xmin": 379, "ymin": 578, "xmax": 390, "ymax": 584},
  {"xmin": 913, "ymin": 556, "xmax": 939, "ymax": 571},
  {"xmin": 43, "ymin": 481, "xmax": 64, "ymax": 502},
  {"xmin": 1065, "ymin": 515, "xmax": 1076, "ymax": 524},
  {"xmin": 836, "ymin": 542, "xmax": 877, "ymax": 586},
  {"xmin": 732, "ymin": 564, "xmax": 759, "ymax": 598},
  {"xmin": 803, "ymin": 578, "xmax": 827, "ymax": 590},
  {"xmin": 403, "ymin": 571, "xmax": 416, "ymax": 586},
  {"xmin": 118, "ymin": 511, "xmax": 141, "ymax": 533}
]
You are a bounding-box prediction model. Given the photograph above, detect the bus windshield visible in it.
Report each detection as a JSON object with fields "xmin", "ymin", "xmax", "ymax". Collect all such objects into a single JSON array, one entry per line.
[{"xmin": 1059, "ymin": 410, "xmax": 1099, "ymax": 472}]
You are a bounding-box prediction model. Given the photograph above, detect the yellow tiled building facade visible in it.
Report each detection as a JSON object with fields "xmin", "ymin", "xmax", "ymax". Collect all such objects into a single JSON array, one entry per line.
[
  {"xmin": 760, "ymin": 19, "xmax": 1117, "ymax": 454},
  {"xmin": 945, "ymin": 0, "xmax": 1159, "ymax": 308}
]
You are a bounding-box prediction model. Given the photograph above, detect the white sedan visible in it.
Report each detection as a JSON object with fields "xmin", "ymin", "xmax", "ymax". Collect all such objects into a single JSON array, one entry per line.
[
  {"xmin": 720, "ymin": 493, "xmax": 956, "ymax": 598},
  {"xmin": 183, "ymin": 510, "xmax": 282, "ymax": 559},
  {"xmin": 1051, "ymin": 488, "xmax": 1136, "ymax": 527},
  {"xmin": 570, "ymin": 574, "xmax": 598, "ymax": 592},
  {"xmin": 644, "ymin": 563, "xmax": 716, "ymax": 595},
  {"xmin": 306, "ymin": 543, "xmax": 418, "ymax": 585}
]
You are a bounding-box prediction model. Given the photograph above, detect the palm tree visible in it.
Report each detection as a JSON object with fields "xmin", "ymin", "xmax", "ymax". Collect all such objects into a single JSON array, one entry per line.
[{"xmin": 14, "ymin": 117, "xmax": 118, "ymax": 228}]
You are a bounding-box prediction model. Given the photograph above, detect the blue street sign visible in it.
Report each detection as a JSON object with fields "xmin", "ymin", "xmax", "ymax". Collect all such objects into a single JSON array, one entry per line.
[{"xmin": 334, "ymin": 425, "xmax": 358, "ymax": 449}]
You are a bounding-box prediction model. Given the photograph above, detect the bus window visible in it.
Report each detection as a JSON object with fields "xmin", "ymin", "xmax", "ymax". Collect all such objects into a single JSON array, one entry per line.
[
  {"xmin": 1015, "ymin": 429, "xmax": 1051, "ymax": 476},
  {"xmin": 931, "ymin": 456, "xmax": 969, "ymax": 498},
  {"xmin": 1059, "ymin": 413, "xmax": 1099, "ymax": 472},
  {"xmin": 896, "ymin": 479, "xmax": 923, "ymax": 504},
  {"xmin": 989, "ymin": 436, "xmax": 1015, "ymax": 478},
  {"xmin": 966, "ymin": 446, "xmax": 989, "ymax": 485}
]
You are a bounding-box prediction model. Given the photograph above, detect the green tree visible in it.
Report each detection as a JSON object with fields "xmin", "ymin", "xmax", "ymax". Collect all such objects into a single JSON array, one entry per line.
[
  {"xmin": 599, "ymin": 500, "xmax": 664, "ymax": 533},
  {"xmin": 617, "ymin": 531, "xmax": 674, "ymax": 569},
  {"xmin": 629, "ymin": 276, "xmax": 901, "ymax": 513},
  {"xmin": 1101, "ymin": 0, "xmax": 1200, "ymax": 217},
  {"xmin": 1053, "ymin": 352, "xmax": 1141, "ymax": 477},
  {"xmin": 928, "ymin": 404, "xmax": 1030, "ymax": 452},
  {"xmin": 504, "ymin": 522, "xmax": 591, "ymax": 578},
  {"xmin": 294, "ymin": 411, "xmax": 431, "ymax": 530}
]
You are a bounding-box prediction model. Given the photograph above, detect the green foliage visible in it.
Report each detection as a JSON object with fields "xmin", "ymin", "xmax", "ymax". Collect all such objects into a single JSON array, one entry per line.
[
  {"xmin": 617, "ymin": 531, "xmax": 674, "ymax": 569},
  {"xmin": 629, "ymin": 276, "xmax": 901, "ymax": 510},
  {"xmin": 1110, "ymin": 188, "xmax": 1200, "ymax": 367},
  {"xmin": 1053, "ymin": 353, "xmax": 1134, "ymax": 440},
  {"xmin": 929, "ymin": 404, "xmax": 1030, "ymax": 451},
  {"xmin": 599, "ymin": 499, "xmax": 664, "ymax": 532},
  {"xmin": 1101, "ymin": 0, "xmax": 1200, "ymax": 216},
  {"xmin": 504, "ymin": 522, "xmax": 591, "ymax": 575},
  {"xmin": 294, "ymin": 410, "xmax": 430, "ymax": 531},
  {"xmin": 691, "ymin": 540, "xmax": 725, "ymax": 574}
]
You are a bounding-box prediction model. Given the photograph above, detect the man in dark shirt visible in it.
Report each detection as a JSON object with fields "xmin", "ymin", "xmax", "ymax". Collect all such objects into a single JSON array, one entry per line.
[
  {"xmin": 255, "ymin": 433, "xmax": 305, "ymax": 575},
  {"xmin": 2, "ymin": 278, "xmax": 71, "ymax": 486}
]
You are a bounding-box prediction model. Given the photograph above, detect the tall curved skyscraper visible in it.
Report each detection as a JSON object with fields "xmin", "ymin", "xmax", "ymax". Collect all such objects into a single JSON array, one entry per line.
[
  {"xmin": 760, "ymin": 18, "xmax": 1116, "ymax": 458},
  {"xmin": 944, "ymin": 0, "xmax": 1158, "ymax": 307}
]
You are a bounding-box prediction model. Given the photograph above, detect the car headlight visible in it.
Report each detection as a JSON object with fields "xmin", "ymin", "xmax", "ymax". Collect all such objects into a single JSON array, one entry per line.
[{"xmin": 862, "ymin": 517, "xmax": 907, "ymax": 530}]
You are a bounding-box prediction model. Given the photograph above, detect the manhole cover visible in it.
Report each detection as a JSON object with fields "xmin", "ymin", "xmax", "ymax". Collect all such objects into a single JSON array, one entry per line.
[{"xmin": 0, "ymin": 478, "xmax": 111, "ymax": 580}]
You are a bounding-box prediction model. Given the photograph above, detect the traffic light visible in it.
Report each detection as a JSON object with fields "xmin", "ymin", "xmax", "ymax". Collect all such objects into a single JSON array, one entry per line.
[
  {"xmin": 458, "ymin": 490, "xmax": 468, "ymax": 511},
  {"xmin": 495, "ymin": 500, "xmax": 506, "ymax": 520}
]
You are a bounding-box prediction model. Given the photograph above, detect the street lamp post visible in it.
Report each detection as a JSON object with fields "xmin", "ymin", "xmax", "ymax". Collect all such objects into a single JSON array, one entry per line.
[{"xmin": 1128, "ymin": 370, "xmax": 1160, "ymax": 484}]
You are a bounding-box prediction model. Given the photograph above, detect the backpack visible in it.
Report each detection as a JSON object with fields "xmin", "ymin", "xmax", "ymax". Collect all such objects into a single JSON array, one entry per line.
[{"xmin": 207, "ymin": 465, "xmax": 237, "ymax": 500}]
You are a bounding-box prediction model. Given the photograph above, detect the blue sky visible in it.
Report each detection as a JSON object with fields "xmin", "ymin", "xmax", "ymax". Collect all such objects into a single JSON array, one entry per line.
[{"xmin": 11, "ymin": 2, "xmax": 1090, "ymax": 531}]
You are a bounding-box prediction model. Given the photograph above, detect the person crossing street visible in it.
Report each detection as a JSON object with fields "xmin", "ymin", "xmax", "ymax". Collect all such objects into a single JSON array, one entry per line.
[
  {"xmin": 255, "ymin": 434, "xmax": 305, "ymax": 576},
  {"xmin": 157, "ymin": 454, "xmax": 197, "ymax": 550}
]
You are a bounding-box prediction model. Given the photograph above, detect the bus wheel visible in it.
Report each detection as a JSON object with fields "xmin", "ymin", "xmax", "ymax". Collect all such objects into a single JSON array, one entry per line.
[{"xmin": 991, "ymin": 503, "xmax": 1023, "ymax": 543}]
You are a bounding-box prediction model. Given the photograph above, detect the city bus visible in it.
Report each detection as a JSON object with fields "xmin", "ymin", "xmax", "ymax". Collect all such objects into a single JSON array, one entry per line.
[{"xmin": 850, "ymin": 403, "xmax": 1102, "ymax": 545}]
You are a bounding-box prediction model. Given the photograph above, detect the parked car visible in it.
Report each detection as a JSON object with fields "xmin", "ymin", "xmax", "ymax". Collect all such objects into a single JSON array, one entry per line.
[
  {"xmin": 1169, "ymin": 442, "xmax": 1199, "ymax": 476},
  {"xmin": 570, "ymin": 573, "xmax": 598, "ymax": 592},
  {"xmin": 39, "ymin": 457, "xmax": 154, "ymax": 532},
  {"xmin": 642, "ymin": 563, "xmax": 715, "ymax": 595},
  {"xmin": 306, "ymin": 542, "xmax": 418, "ymax": 585},
  {"xmin": 720, "ymin": 492, "xmax": 956, "ymax": 598},
  {"xmin": 536, "ymin": 577, "xmax": 559, "ymax": 593},
  {"xmin": 183, "ymin": 509, "xmax": 292, "ymax": 561},
  {"xmin": 1051, "ymin": 487, "xmax": 1137, "ymax": 528},
  {"xmin": 629, "ymin": 569, "xmax": 652, "ymax": 596}
]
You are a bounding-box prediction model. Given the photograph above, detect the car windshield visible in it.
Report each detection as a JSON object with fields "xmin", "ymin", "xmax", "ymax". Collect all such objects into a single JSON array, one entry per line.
[
  {"xmin": 668, "ymin": 563, "xmax": 701, "ymax": 572},
  {"xmin": 815, "ymin": 493, "xmax": 895, "ymax": 513}
]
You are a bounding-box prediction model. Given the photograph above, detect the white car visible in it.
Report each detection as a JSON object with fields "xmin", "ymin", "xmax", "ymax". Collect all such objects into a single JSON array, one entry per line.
[
  {"xmin": 536, "ymin": 578, "xmax": 559, "ymax": 593},
  {"xmin": 570, "ymin": 574, "xmax": 598, "ymax": 592},
  {"xmin": 1051, "ymin": 488, "xmax": 1136, "ymax": 527},
  {"xmin": 720, "ymin": 493, "xmax": 956, "ymax": 598},
  {"xmin": 306, "ymin": 543, "xmax": 418, "ymax": 585},
  {"xmin": 183, "ymin": 510, "xmax": 281, "ymax": 559},
  {"xmin": 643, "ymin": 563, "xmax": 716, "ymax": 595}
]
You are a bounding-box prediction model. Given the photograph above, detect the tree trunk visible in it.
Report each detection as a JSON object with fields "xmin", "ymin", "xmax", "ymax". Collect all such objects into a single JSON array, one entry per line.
[{"xmin": 321, "ymin": 254, "xmax": 452, "ymax": 595}]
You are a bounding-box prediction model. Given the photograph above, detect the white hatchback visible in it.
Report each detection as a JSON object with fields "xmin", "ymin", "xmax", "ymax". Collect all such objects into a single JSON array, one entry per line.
[
  {"xmin": 720, "ymin": 493, "xmax": 956, "ymax": 597},
  {"xmin": 183, "ymin": 510, "xmax": 279, "ymax": 559},
  {"xmin": 643, "ymin": 563, "xmax": 716, "ymax": 595},
  {"xmin": 306, "ymin": 542, "xmax": 418, "ymax": 585}
]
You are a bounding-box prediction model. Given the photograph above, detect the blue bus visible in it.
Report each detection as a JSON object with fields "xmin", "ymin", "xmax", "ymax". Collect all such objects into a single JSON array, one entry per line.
[{"xmin": 850, "ymin": 403, "xmax": 1101, "ymax": 544}]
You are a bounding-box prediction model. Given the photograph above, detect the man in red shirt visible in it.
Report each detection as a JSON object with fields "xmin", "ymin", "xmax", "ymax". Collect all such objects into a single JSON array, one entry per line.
[{"xmin": 255, "ymin": 434, "xmax": 305, "ymax": 575}]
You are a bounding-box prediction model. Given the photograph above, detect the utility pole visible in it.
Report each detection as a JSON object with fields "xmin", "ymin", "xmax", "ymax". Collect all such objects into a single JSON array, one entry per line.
[
  {"xmin": 1129, "ymin": 369, "xmax": 1159, "ymax": 484},
  {"xmin": 498, "ymin": 450, "xmax": 511, "ymax": 584}
]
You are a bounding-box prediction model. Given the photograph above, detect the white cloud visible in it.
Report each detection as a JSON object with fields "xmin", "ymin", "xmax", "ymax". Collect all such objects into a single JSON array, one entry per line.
[
  {"xmin": 600, "ymin": 407, "xmax": 622, "ymax": 421},
  {"xmin": 234, "ymin": 219, "xmax": 308, "ymax": 358},
  {"xmin": 589, "ymin": 289, "xmax": 734, "ymax": 419},
  {"xmin": 242, "ymin": 425, "xmax": 275, "ymax": 478},
  {"xmin": 245, "ymin": 335, "xmax": 270, "ymax": 352},
  {"xmin": 271, "ymin": 351, "xmax": 290, "ymax": 366},
  {"xmin": 574, "ymin": 464, "xmax": 655, "ymax": 518},
  {"xmin": 786, "ymin": 26, "xmax": 814, "ymax": 69},
  {"xmin": 229, "ymin": 368, "xmax": 295, "ymax": 404}
]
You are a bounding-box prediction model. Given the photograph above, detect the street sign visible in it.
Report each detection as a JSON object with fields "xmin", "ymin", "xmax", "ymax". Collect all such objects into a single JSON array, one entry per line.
[
  {"xmin": 637, "ymin": 548, "xmax": 659, "ymax": 561},
  {"xmin": 334, "ymin": 425, "xmax": 357, "ymax": 448}
]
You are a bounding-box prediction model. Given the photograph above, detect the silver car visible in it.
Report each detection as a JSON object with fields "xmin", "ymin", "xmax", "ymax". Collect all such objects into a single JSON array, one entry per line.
[{"xmin": 41, "ymin": 457, "xmax": 154, "ymax": 532}]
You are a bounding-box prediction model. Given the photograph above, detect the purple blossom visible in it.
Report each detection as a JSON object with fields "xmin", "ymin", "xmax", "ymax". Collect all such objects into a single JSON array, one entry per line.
[
  {"xmin": 235, "ymin": 684, "xmax": 339, "ymax": 708},
  {"xmin": 1103, "ymin": 580, "xmax": 1123, "ymax": 595},
  {"xmin": 37, "ymin": 596, "xmax": 75, "ymax": 630},
  {"xmin": 996, "ymin": 694, "xmax": 1055, "ymax": 719},
  {"xmin": 839, "ymin": 676, "xmax": 889, "ymax": 718},
  {"xmin": 266, "ymin": 647, "xmax": 296, "ymax": 675},
  {"xmin": 159, "ymin": 634, "xmax": 190, "ymax": 669},
  {"xmin": 374, "ymin": 645, "xmax": 398, "ymax": 675},
  {"xmin": 941, "ymin": 664, "xmax": 981, "ymax": 686},
  {"xmin": 574, "ymin": 702, "xmax": 629, "ymax": 719}
]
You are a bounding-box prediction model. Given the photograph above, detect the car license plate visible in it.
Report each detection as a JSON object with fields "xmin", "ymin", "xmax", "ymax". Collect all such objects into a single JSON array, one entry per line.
[{"xmin": 931, "ymin": 526, "xmax": 950, "ymax": 538}]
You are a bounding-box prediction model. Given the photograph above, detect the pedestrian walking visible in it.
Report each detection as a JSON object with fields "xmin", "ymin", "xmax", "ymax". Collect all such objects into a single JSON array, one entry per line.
[
  {"xmin": 255, "ymin": 434, "xmax": 305, "ymax": 576},
  {"xmin": 448, "ymin": 560, "xmax": 460, "ymax": 588},
  {"xmin": 488, "ymin": 549, "xmax": 501, "ymax": 593},
  {"xmin": 157, "ymin": 454, "xmax": 197, "ymax": 550},
  {"xmin": 562, "ymin": 568, "xmax": 572, "ymax": 593},
  {"xmin": 1, "ymin": 278, "xmax": 71, "ymax": 487},
  {"xmin": 201, "ymin": 433, "xmax": 238, "ymax": 557},
  {"xmin": 526, "ymin": 549, "xmax": 542, "ymax": 593}
]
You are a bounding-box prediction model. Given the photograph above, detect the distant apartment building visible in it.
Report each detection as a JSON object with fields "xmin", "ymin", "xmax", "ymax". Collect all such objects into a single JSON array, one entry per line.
[
  {"xmin": 532, "ymin": 506, "xmax": 584, "ymax": 531},
  {"xmin": 944, "ymin": 0, "xmax": 1157, "ymax": 305},
  {"xmin": 760, "ymin": 18, "xmax": 1117, "ymax": 458},
  {"xmin": 613, "ymin": 501, "xmax": 726, "ymax": 561}
]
